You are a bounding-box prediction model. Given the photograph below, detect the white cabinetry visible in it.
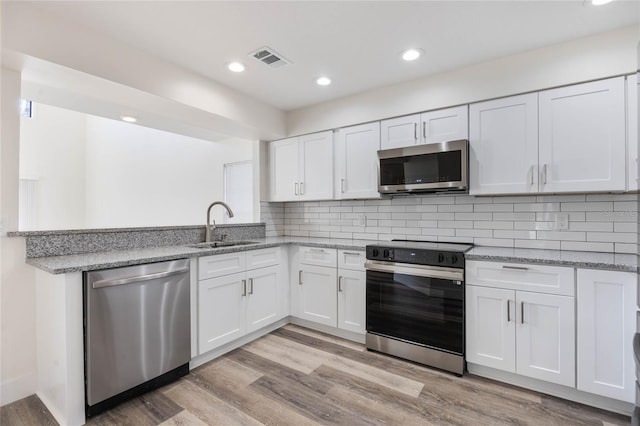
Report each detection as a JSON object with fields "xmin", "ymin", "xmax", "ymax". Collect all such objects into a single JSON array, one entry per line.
[
  {"xmin": 335, "ymin": 122, "xmax": 380, "ymax": 199},
  {"xmin": 268, "ymin": 131, "xmax": 333, "ymax": 201},
  {"xmin": 294, "ymin": 247, "xmax": 338, "ymax": 326},
  {"xmin": 337, "ymin": 250, "xmax": 366, "ymax": 334},
  {"xmin": 470, "ymin": 77, "xmax": 626, "ymax": 195},
  {"xmin": 627, "ymin": 73, "xmax": 638, "ymax": 192},
  {"xmin": 381, "ymin": 106, "xmax": 468, "ymax": 150},
  {"xmin": 198, "ymin": 247, "xmax": 282, "ymax": 354},
  {"xmin": 466, "ymin": 261, "xmax": 575, "ymax": 387},
  {"xmin": 577, "ymin": 269, "xmax": 637, "ymax": 402}
]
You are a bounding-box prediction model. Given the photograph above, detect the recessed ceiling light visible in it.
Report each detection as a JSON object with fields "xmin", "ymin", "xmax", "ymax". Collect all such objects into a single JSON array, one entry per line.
[
  {"xmin": 120, "ymin": 115, "xmax": 137, "ymax": 123},
  {"xmin": 228, "ymin": 62, "xmax": 246, "ymax": 73},
  {"xmin": 316, "ymin": 76, "xmax": 331, "ymax": 86},
  {"xmin": 402, "ymin": 48, "xmax": 423, "ymax": 61},
  {"xmin": 592, "ymin": 0, "xmax": 613, "ymax": 4}
]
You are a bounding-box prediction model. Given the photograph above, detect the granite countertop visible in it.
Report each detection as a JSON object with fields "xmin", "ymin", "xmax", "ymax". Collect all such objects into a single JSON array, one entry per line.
[{"xmin": 25, "ymin": 237, "xmax": 638, "ymax": 274}]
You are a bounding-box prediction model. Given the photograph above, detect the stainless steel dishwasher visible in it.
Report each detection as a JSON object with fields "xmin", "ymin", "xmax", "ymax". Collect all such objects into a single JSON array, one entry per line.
[{"xmin": 84, "ymin": 259, "xmax": 190, "ymax": 418}]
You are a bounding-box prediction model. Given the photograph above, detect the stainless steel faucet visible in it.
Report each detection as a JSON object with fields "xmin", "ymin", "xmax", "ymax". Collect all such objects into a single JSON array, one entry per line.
[{"xmin": 205, "ymin": 201, "xmax": 234, "ymax": 242}]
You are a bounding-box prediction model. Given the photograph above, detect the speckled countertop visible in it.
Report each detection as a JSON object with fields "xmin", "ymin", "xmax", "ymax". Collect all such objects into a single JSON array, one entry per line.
[{"xmin": 25, "ymin": 237, "xmax": 637, "ymax": 274}]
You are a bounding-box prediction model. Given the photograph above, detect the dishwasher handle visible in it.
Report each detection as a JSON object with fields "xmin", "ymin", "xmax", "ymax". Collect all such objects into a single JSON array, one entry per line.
[{"xmin": 93, "ymin": 268, "xmax": 189, "ymax": 289}]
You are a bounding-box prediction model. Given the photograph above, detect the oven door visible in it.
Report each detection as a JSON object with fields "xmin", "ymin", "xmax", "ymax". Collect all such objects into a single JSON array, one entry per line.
[{"xmin": 366, "ymin": 261, "xmax": 464, "ymax": 355}]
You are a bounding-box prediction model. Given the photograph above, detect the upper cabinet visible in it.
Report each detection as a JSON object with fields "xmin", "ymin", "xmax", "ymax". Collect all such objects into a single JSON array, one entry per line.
[
  {"xmin": 268, "ymin": 131, "xmax": 334, "ymax": 202},
  {"xmin": 469, "ymin": 94, "xmax": 538, "ymax": 195},
  {"xmin": 380, "ymin": 105, "xmax": 468, "ymax": 150},
  {"xmin": 627, "ymin": 73, "xmax": 638, "ymax": 192},
  {"xmin": 470, "ymin": 77, "xmax": 627, "ymax": 195},
  {"xmin": 335, "ymin": 122, "xmax": 381, "ymax": 199}
]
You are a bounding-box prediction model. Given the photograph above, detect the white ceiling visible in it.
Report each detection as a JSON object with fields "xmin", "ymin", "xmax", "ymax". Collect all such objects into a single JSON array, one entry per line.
[{"xmin": 22, "ymin": 1, "xmax": 640, "ymax": 111}]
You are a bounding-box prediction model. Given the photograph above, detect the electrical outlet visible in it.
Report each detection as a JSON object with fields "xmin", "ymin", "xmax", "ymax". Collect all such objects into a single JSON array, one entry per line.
[
  {"xmin": 358, "ymin": 214, "xmax": 367, "ymax": 227},
  {"xmin": 555, "ymin": 213, "xmax": 569, "ymax": 230}
]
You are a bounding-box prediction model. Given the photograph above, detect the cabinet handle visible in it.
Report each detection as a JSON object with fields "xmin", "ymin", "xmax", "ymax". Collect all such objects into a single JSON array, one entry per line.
[
  {"xmin": 422, "ymin": 122, "xmax": 426, "ymax": 140},
  {"xmin": 248, "ymin": 278, "xmax": 254, "ymax": 295},
  {"xmin": 507, "ymin": 300, "xmax": 511, "ymax": 322},
  {"xmin": 309, "ymin": 248, "xmax": 325, "ymax": 253},
  {"xmin": 338, "ymin": 276, "xmax": 343, "ymax": 292},
  {"xmin": 294, "ymin": 182, "xmax": 299, "ymax": 195},
  {"xmin": 298, "ymin": 270, "xmax": 303, "ymax": 285},
  {"xmin": 542, "ymin": 164, "xmax": 548, "ymax": 185},
  {"xmin": 502, "ymin": 265, "xmax": 529, "ymax": 271},
  {"xmin": 300, "ymin": 182, "xmax": 304, "ymax": 195},
  {"xmin": 342, "ymin": 251, "xmax": 361, "ymax": 256},
  {"xmin": 414, "ymin": 123, "xmax": 418, "ymax": 141},
  {"xmin": 242, "ymin": 279, "xmax": 247, "ymax": 296},
  {"xmin": 529, "ymin": 165, "xmax": 534, "ymax": 185},
  {"xmin": 341, "ymin": 178, "xmax": 345, "ymax": 193},
  {"xmin": 520, "ymin": 301, "xmax": 525, "ymax": 324}
]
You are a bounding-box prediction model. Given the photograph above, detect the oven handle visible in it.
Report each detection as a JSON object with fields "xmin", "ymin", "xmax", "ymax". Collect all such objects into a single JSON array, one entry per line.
[{"xmin": 365, "ymin": 260, "xmax": 464, "ymax": 281}]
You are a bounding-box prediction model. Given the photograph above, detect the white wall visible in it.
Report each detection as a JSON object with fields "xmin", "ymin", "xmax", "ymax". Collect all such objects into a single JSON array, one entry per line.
[
  {"xmin": 1, "ymin": 67, "xmax": 37, "ymax": 405},
  {"xmin": 19, "ymin": 103, "xmax": 86, "ymax": 230},
  {"xmin": 286, "ymin": 26, "xmax": 638, "ymax": 136}
]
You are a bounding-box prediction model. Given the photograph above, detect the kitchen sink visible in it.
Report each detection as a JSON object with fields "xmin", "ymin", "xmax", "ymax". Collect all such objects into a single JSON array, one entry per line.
[{"xmin": 186, "ymin": 241, "xmax": 259, "ymax": 249}]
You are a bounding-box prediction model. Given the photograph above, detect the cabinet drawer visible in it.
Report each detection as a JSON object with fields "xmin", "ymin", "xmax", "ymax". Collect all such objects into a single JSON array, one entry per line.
[
  {"xmin": 246, "ymin": 247, "xmax": 280, "ymax": 270},
  {"xmin": 199, "ymin": 252, "xmax": 246, "ymax": 280},
  {"xmin": 338, "ymin": 249, "xmax": 365, "ymax": 271},
  {"xmin": 466, "ymin": 260, "xmax": 574, "ymax": 296},
  {"xmin": 299, "ymin": 246, "xmax": 337, "ymax": 267}
]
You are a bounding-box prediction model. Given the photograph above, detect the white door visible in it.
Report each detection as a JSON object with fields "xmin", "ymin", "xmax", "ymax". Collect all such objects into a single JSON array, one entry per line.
[
  {"xmin": 335, "ymin": 122, "xmax": 381, "ymax": 199},
  {"xmin": 246, "ymin": 265, "xmax": 280, "ymax": 333},
  {"xmin": 223, "ymin": 161, "xmax": 253, "ymax": 224},
  {"xmin": 198, "ymin": 272, "xmax": 246, "ymax": 354},
  {"xmin": 515, "ymin": 291, "xmax": 575, "ymax": 387},
  {"xmin": 337, "ymin": 269, "xmax": 366, "ymax": 334},
  {"xmin": 298, "ymin": 264, "xmax": 337, "ymax": 327},
  {"xmin": 269, "ymin": 137, "xmax": 299, "ymax": 201},
  {"xmin": 627, "ymin": 73, "xmax": 638, "ymax": 192},
  {"xmin": 465, "ymin": 285, "xmax": 516, "ymax": 372},
  {"xmin": 577, "ymin": 269, "xmax": 637, "ymax": 402},
  {"xmin": 539, "ymin": 77, "xmax": 626, "ymax": 193},
  {"xmin": 299, "ymin": 131, "xmax": 334, "ymax": 201},
  {"xmin": 421, "ymin": 105, "xmax": 469, "ymax": 144},
  {"xmin": 469, "ymin": 93, "xmax": 538, "ymax": 195},
  {"xmin": 380, "ymin": 114, "xmax": 420, "ymax": 149}
]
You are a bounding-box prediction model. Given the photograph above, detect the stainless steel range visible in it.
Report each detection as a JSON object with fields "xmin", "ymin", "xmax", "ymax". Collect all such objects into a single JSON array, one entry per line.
[{"xmin": 365, "ymin": 240, "xmax": 473, "ymax": 376}]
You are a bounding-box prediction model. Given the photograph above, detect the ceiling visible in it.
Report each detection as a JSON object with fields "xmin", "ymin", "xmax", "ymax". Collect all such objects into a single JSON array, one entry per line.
[{"xmin": 19, "ymin": 1, "xmax": 640, "ymax": 111}]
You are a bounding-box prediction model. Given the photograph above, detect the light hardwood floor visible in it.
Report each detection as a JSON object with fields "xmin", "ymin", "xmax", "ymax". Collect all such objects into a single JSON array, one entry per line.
[{"xmin": 1, "ymin": 324, "xmax": 631, "ymax": 425}]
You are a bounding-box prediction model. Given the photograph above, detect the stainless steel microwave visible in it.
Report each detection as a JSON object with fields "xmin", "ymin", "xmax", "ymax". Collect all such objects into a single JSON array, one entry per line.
[{"xmin": 378, "ymin": 139, "xmax": 469, "ymax": 194}]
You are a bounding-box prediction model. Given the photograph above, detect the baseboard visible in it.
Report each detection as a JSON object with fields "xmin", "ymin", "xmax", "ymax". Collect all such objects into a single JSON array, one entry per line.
[
  {"xmin": 467, "ymin": 363, "xmax": 634, "ymax": 416},
  {"xmin": 288, "ymin": 317, "xmax": 366, "ymax": 344},
  {"xmin": 0, "ymin": 372, "xmax": 36, "ymax": 407}
]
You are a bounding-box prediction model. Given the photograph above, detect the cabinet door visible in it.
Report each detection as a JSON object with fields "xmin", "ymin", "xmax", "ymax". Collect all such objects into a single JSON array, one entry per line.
[
  {"xmin": 246, "ymin": 265, "xmax": 280, "ymax": 333},
  {"xmin": 515, "ymin": 291, "xmax": 575, "ymax": 387},
  {"xmin": 539, "ymin": 77, "xmax": 626, "ymax": 193},
  {"xmin": 577, "ymin": 269, "xmax": 637, "ymax": 402},
  {"xmin": 299, "ymin": 246, "xmax": 337, "ymax": 268},
  {"xmin": 198, "ymin": 272, "xmax": 246, "ymax": 354},
  {"xmin": 421, "ymin": 105, "xmax": 468, "ymax": 144},
  {"xmin": 627, "ymin": 73, "xmax": 638, "ymax": 192},
  {"xmin": 469, "ymin": 94, "xmax": 538, "ymax": 195},
  {"xmin": 337, "ymin": 250, "xmax": 365, "ymax": 271},
  {"xmin": 299, "ymin": 131, "xmax": 334, "ymax": 201},
  {"xmin": 269, "ymin": 137, "xmax": 299, "ymax": 201},
  {"xmin": 337, "ymin": 269, "xmax": 366, "ymax": 334},
  {"xmin": 297, "ymin": 264, "xmax": 337, "ymax": 326},
  {"xmin": 466, "ymin": 285, "xmax": 516, "ymax": 372},
  {"xmin": 335, "ymin": 122, "xmax": 381, "ymax": 199},
  {"xmin": 380, "ymin": 114, "xmax": 420, "ymax": 149}
]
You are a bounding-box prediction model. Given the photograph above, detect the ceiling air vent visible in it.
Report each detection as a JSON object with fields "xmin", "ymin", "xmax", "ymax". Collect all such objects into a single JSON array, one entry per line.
[{"xmin": 249, "ymin": 46, "xmax": 291, "ymax": 68}]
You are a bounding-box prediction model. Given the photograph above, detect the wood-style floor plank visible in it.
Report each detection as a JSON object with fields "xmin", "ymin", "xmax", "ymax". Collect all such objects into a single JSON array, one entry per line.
[{"xmin": 1, "ymin": 324, "xmax": 631, "ymax": 426}]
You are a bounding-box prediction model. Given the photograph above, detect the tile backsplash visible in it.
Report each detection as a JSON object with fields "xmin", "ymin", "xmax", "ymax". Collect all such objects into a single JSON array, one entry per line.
[{"xmin": 261, "ymin": 193, "xmax": 638, "ymax": 254}]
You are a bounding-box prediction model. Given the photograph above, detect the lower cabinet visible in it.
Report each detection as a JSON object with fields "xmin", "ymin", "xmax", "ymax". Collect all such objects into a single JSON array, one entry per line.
[
  {"xmin": 198, "ymin": 248, "xmax": 282, "ymax": 355},
  {"xmin": 466, "ymin": 261, "xmax": 576, "ymax": 388},
  {"xmin": 298, "ymin": 263, "xmax": 337, "ymax": 326},
  {"xmin": 577, "ymin": 269, "xmax": 637, "ymax": 403},
  {"xmin": 337, "ymin": 252, "xmax": 366, "ymax": 334}
]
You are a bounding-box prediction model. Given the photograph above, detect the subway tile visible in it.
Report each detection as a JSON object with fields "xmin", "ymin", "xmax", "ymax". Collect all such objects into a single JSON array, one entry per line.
[
  {"xmin": 351, "ymin": 232, "xmax": 380, "ymax": 240},
  {"xmin": 494, "ymin": 230, "xmax": 537, "ymax": 239},
  {"xmin": 474, "ymin": 204, "xmax": 514, "ymax": 212},
  {"xmin": 421, "ymin": 228, "xmax": 455, "ymax": 237},
  {"xmin": 561, "ymin": 241, "xmax": 613, "ymax": 252},
  {"xmin": 586, "ymin": 193, "xmax": 638, "ymax": 201},
  {"xmin": 561, "ymin": 202, "xmax": 612, "ymax": 212},
  {"xmin": 330, "ymin": 206, "xmax": 354, "ymax": 213},
  {"xmin": 515, "ymin": 240, "xmax": 561, "ymax": 250},
  {"xmin": 474, "ymin": 238, "xmax": 514, "ymax": 248},
  {"xmin": 343, "ymin": 200, "xmax": 366, "ymax": 206},
  {"xmin": 308, "ymin": 206, "xmax": 331, "ymax": 213},
  {"xmin": 441, "ymin": 236, "xmax": 474, "ymax": 243},
  {"xmin": 454, "ymin": 212, "xmax": 493, "ymax": 221},
  {"xmin": 308, "ymin": 231, "xmax": 331, "ymax": 238},
  {"xmin": 378, "ymin": 205, "xmax": 407, "ymax": 213},
  {"xmin": 514, "ymin": 203, "xmax": 560, "ymax": 212},
  {"xmin": 614, "ymin": 222, "xmax": 638, "ymax": 233},
  {"xmin": 365, "ymin": 226, "xmax": 392, "ymax": 234},
  {"xmin": 514, "ymin": 221, "xmax": 553, "ymax": 231},
  {"xmin": 392, "ymin": 227, "xmax": 422, "ymax": 235},
  {"xmin": 614, "ymin": 201, "xmax": 639, "ymax": 212},
  {"xmin": 415, "ymin": 204, "xmax": 439, "ymax": 213},
  {"xmin": 569, "ymin": 222, "xmax": 613, "ymax": 232},
  {"xmin": 587, "ymin": 232, "xmax": 637, "ymax": 243},
  {"xmin": 391, "ymin": 197, "xmax": 422, "ymax": 205},
  {"xmin": 438, "ymin": 204, "xmax": 473, "ymax": 213},
  {"xmin": 419, "ymin": 220, "xmax": 438, "ymax": 228},
  {"xmin": 438, "ymin": 220, "xmax": 473, "ymax": 229},
  {"xmin": 288, "ymin": 230, "xmax": 310, "ymax": 237},
  {"xmin": 340, "ymin": 226, "xmax": 368, "ymax": 233},
  {"xmin": 353, "ymin": 206, "xmax": 376, "ymax": 213},
  {"xmin": 422, "ymin": 196, "xmax": 455, "ymax": 205},
  {"xmin": 367, "ymin": 199, "xmax": 392, "ymax": 206},
  {"xmin": 492, "ymin": 196, "xmax": 537, "ymax": 203},
  {"xmin": 422, "ymin": 212, "xmax": 454, "ymax": 221},
  {"xmin": 366, "ymin": 212, "xmax": 392, "ymax": 220},
  {"xmin": 537, "ymin": 231, "xmax": 586, "ymax": 241},
  {"xmin": 586, "ymin": 211, "xmax": 638, "ymax": 222},
  {"xmin": 536, "ymin": 212, "xmax": 585, "ymax": 222},
  {"xmin": 614, "ymin": 243, "xmax": 638, "ymax": 254},
  {"xmin": 456, "ymin": 196, "xmax": 493, "ymax": 204},
  {"xmin": 474, "ymin": 221, "xmax": 514, "ymax": 230},
  {"xmin": 379, "ymin": 219, "xmax": 406, "ymax": 227},
  {"xmin": 455, "ymin": 229, "xmax": 493, "ymax": 238},
  {"xmin": 494, "ymin": 212, "xmax": 536, "ymax": 221},
  {"xmin": 537, "ymin": 194, "xmax": 586, "ymax": 203},
  {"xmin": 330, "ymin": 232, "xmax": 353, "ymax": 239},
  {"xmin": 392, "ymin": 212, "xmax": 422, "ymax": 220}
]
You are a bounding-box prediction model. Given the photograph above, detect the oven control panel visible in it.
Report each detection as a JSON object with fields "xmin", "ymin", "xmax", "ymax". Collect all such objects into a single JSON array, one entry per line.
[{"xmin": 366, "ymin": 245, "xmax": 465, "ymax": 268}]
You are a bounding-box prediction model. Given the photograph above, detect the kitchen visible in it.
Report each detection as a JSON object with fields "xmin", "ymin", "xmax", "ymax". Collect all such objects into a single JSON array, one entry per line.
[{"xmin": 1, "ymin": 1, "xmax": 639, "ymax": 425}]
